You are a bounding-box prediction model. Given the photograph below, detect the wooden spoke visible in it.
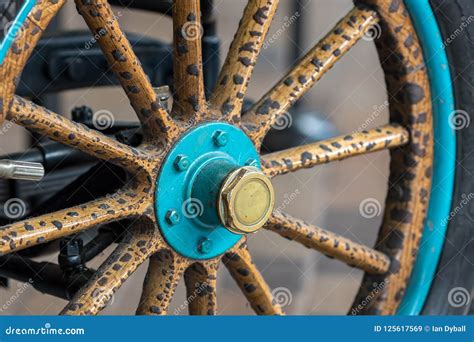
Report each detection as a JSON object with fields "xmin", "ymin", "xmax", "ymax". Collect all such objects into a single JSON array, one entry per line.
[
  {"xmin": 172, "ymin": 0, "xmax": 206, "ymax": 120},
  {"xmin": 0, "ymin": 191, "xmax": 144, "ymax": 255},
  {"xmin": 74, "ymin": 0, "xmax": 177, "ymax": 141},
  {"xmin": 262, "ymin": 124, "xmax": 409, "ymax": 177},
  {"xmin": 223, "ymin": 241, "xmax": 283, "ymax": 315},
  {"xmin": 183, "ymin": 261, "xmax": 218, "ymax": 315},
  {"xmin": 210, "ymin": 0, "xmax": 279, "ymax": 122},
  {"xmin": 242, "ymin": 6, "xmax": 378, "ymax": 148},
  {"xmin": 136, "ymin": 249, "xmax": 189, "ymax": 315},
  {"xmin": 8, "ymin": 96, "xmax": 150, "ymax": 173},
  {"xmin": 61, "ymin": 224, "xmax": 159, "ymax": 315},
  {"xmin": 267, "ymin": 212, "xmax": 390, "ymax": 274}
]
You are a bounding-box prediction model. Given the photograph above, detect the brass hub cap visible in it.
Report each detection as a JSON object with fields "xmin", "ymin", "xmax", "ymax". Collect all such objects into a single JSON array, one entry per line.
[{"xmin": 218, "ymin": 166, "xmax": 275, "ymax": 234}]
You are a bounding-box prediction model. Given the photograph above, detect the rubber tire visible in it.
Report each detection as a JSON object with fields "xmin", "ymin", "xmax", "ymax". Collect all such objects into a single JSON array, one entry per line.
[{"xmin": 424, "ymin": 0, "xmax": 474, "ymax": 315}]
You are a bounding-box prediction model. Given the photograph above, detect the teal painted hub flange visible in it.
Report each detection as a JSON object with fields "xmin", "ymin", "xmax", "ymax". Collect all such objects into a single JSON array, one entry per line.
[{"xmin": 155, "ymin": 122, "xmax": 260, "ymax": 259}]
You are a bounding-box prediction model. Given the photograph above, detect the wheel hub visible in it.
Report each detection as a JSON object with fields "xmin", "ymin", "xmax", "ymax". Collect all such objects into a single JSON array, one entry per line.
[{"xmin": 155, "ymin": 122, "xmax": 273, "ymax": 259}]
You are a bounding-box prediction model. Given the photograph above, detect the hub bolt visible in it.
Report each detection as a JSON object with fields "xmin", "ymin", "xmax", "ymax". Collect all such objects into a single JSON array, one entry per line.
[
  {"xmin": 212, "ymin": 130, "xmax": 229, "ymax": 147},
  {"xmin": 218, "ymin": 166, "xmax": 274, "ymax": 234},
  {"xmin": 198, "ymin": 237, "xmax": 213, "ymax": 254},
  {"xmin": 174, "ymin": 155, "xmax": 190, "ymax": 171},
  {"xmin": 165, "ymin": 209, "xmax": 180, "ymax": 225}
]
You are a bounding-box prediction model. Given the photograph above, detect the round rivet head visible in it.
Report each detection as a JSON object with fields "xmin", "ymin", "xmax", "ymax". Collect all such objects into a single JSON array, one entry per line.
[
  {"xmin": 212, "ymin": 130, "xmax": 229, "ymax": 147},
  {"xmin": 165, "ymin": 209, "xmax": 180, "ymax": 225},
  {"xmin": 218, "ymin": 166, "xmax": 275, "ymax": 234},
  {"xmin": 174, "ymin": 155, "xmax": 190, "ymax": 171},
  {"xmin": 198, "ymin": 237, "xmax": 213, "ymax": 254}
]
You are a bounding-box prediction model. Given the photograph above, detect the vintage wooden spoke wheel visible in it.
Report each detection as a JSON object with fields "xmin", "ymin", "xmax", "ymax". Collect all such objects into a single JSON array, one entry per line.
[{"xmin": 0, "ymin": 0, "xmax": 469, "ymax": 315}]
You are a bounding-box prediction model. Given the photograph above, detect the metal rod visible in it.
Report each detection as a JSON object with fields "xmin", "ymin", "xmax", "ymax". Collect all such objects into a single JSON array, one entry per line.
[{"xmin": 0, "ymin": 160, "xmax": 44, "ymax": 181}]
